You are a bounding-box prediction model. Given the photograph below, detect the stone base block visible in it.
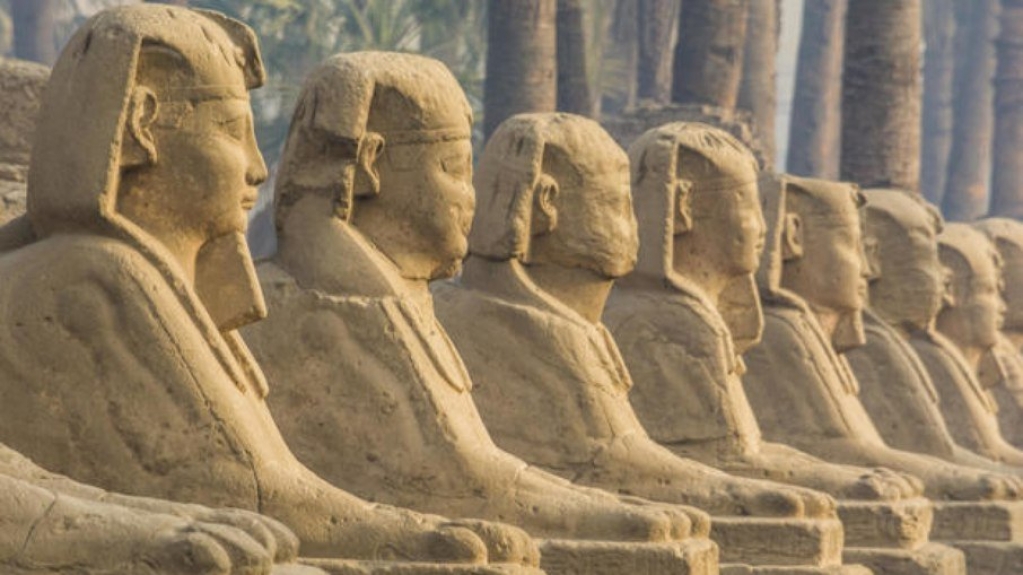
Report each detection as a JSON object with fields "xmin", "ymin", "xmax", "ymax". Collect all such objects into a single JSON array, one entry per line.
[
  {"xmin": 711, "ymin": 517, "xmax": 844, "ymax": 567},
  {"xmin": 538, "ymin": 537, "xmax": 719, "ymax": 575},
  {"xmin": 275, "ymin": 566, "xmax": 335, "ymax": 575},
  {"xmin": 838, "ymin": 498, "xmax": 933, "ymax": 549},
  {"xmin": 719, "ymin": 565, "xmax": 873, "ymax": 575},
  {"xmin": 943, "ymin": 540, "xmax": 1023, "ymax": 575},
  {"xmin": 302, "ymin": 559, "xmax": 546, "ymax": 575},
  {"xmin": 842, "ymin": 542, "xmax": 965, "ymax": 575},
  {"xmin": 931, "ymin": 501, "xmax": 1023, "ymax": 542}
]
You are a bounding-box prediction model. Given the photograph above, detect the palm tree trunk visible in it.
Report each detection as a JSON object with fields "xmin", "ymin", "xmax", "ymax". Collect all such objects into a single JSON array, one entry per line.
[
  {"xmin": 990, "ymin": 0, "xmax": 1023, "ymax": 217},
  {"xmin": 556, "ymin": 0, "xmax": 593, "ymax": 116},
  {"xmin": 738, "ymin": 0, "xmax": 780, "ymax": 167},
  {"xmin": 841, "ymin": 0, "xmax": 923, "ymax": 192},
  {"xmin": 484, "ymin": 0, "xmax": 557, "ymax": 138},
  {"xmin": 787, "ymin": 0, "xmax": 846, "ymax": 179},
  {"xmin": 920, "ymin": 0, "xmax": 956, "ymax": 206},
  {"xmin": 10, "ymin": 0, "xmax": 57, "ymax": 65},
  {"xmin": 671, "ymin": 0, "xmax": 750, "ymax": 110},
  {"xmin": 942, "ymin": 0, "xmax": 999, "ymax": 221},
  {"xmin": 636, "ymin": 0, "xmax": 678, "ymax": 103}
]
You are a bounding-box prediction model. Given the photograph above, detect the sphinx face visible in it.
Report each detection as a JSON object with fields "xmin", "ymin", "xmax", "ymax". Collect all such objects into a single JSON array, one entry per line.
[
  {"xmin": 944, "ymin": 265, "xmax": 1006, "ymax": 350},
  {"xmin": 369, "ymin": 137, "xmax": 475, "ymax": 280},
  {"xmin": 798, "ymin": 208, "xmax": 869, "ymax": 315},
  {"xmin": 938, "ymin": 230, "xmax": 1007, "ymax": 350},
  {"xmin": 143, "ymin": 97, "xmax": 267, "ymax": 241},
  {"xmin": 869, "ymin": 219, "xmax": 945, "ymax": 331},
  {"xmin": 554, "ymin": 156, "xmax": 639, "ymax": 279},
  {"xmin": 690, "ymin": 179, "xmax": 766, "ymax": 276},
  {"xmin": 999, "ymin": 245, "xmax": 1023, "ymax": 333}
]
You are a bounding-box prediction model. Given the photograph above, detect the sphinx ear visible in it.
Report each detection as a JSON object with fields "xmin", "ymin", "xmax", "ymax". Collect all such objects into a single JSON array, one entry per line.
[
  {"xmin": 531, "ymin": 174, "xmax": 559, "ymax": 236},
  {"xmin": 781, "ymin": 212, "xmax": 804, "ymax": 261},
  {"xmin": 121, "ymin": 86, "xmax": 159, "ymax": 169},
  {"xmin": 941, "ymin": 266, "xmax": 958, "ymax": 308},
  {"xmin": 353, "ymin": 132, "xmax": 385, "ymax": 198},
  {"xmin": 674, "ymin": 180, "xmax": 694, "ymax": 235},
  {"xmin": 863, "ymin": 236, "xmax": 882, "ymax": 281}
]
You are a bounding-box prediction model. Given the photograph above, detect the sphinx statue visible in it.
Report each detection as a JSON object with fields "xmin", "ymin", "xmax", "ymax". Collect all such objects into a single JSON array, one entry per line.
[
  {"xmin": 433, "ymin": 113, "xmax": 878, "ymax": 573},
  {"xmin": 742, "ymin": 178, "xmax": 1023, "ymax": 574},
  {"xmin": 906, "ymin": 223, "xmax": 1023, "ymax": 467},
  {"xmin": 846, "ymin": 190, "xmax": 1019, "ymax": 472},
  {"xmin": 0, "ymin": 6, "xmax": 534, "ymax": 567},
  {"xmin": 0, "ymin": 43, "xmax": 319, "ymax": 575},
  {"xmin": 602, "ymin": 123, "xmax": 965, "ymax": 574},
  {"xmin": 243, "ymin": 52, "xmax": 720, "ymax": 575},
  {"xmin": 974, "ymin": 217, "xmax": 1023, "ymax": 448}
]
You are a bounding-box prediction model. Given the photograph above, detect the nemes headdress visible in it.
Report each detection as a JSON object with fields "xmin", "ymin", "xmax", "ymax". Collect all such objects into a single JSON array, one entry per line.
[
  {"xmin": 274, "ymin": 51, "xmax": 472, "ymax": 226},
  {"xmin": 470, "ymin": 112, "xmax": 626, "ymax": 261},
  {"xmin": 28, "ymin": 5, "xmax": 263, "ymax": 238}
]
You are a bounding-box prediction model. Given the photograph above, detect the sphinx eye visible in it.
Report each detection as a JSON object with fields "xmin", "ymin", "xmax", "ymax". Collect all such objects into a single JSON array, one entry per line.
[
  {"xmin": 442, "ymin": 155, "xmax": 471, "ymax": 177},
  {"xmin": 219, "ymin": 116, "xmax": 247, "ymax": 140}
]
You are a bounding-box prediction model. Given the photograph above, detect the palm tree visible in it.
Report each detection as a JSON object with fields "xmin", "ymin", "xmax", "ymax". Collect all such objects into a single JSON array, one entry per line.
[
  {"xmin": 556, "ymin": 0, "xmax": 592, "ymax": 116},
  {"xmin": 671, "ymin": 0, "xmax": 750, "ymax": 110},
  {"xmin": 920, "ymin": 0, "xmax": 956, "ymax": 206},
  {"xmin": 10, "ymin": 0, "xmax": 57, "ymax": 64},
  {"xmin": 990, "ymin": 0, "xmax": 1023, "ymax": 217},
  {"xmin": 484, "ymin": 0, "xmax": 557, "ymax": 138},
  {"xmin": 636, "ymin": 0, "xmax": 677, "ymax": 104},
  {"xmin": 942, "ymin": 0, "xmax": 999, "ymax": 221},
  {"xmin": 787, "ymin": 0, "xmax": 846, "ymax": 179},
  {"xmin": 841, "ymin": 0, "xmax": 922, "ymax": 192},
  {"xmin": 738, "ymin": 0, "xmax": 780, "ymax": 166}
]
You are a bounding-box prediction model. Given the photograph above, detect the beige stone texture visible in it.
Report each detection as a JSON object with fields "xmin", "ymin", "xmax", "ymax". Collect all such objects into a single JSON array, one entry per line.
[
  {"xmin": 0, "ymin": 443, "xmax": 307, "ymax": 575},
  {"xmin": 600, "ymin": 102, "xmax": 769, "ymax": 169},
  {"xmin": 743, "ymin": 176, "xmax": 1021, "ymax": 501},
  {"xmin": 242, "ymin": 51, "xmax": 722, "ymax": 575},
  {"xmin": 910, "ymin": 223, "xmax": 1023, "ymax": 467},
  {"xmin": 0, "ymin": 43, "xmax": 321, "ymax": 575},
  {"xmin": 601, "ymin": 123, "xmax": 963, "ymax": 573},
  {"xmin": 846, "ymin": 190, "xmax": 1021, "ymax": 474},
  {"xmin": 0, "ymin": 6, "xmax": 540, "ymax": 567},
  {"xmin": 432, "ymin": 112, "xmax": 870, "ymax": 572},
  {"xmin": 0, "ymin": 57, "xmax": 46, "ymax": 226},
  {"xmin": 741, "ymin": 177, "xmax": 1023, "ymax": 573},
  {"xmin": 974, "ymin": 217, "xmax": 1023, "ymax": 449}
]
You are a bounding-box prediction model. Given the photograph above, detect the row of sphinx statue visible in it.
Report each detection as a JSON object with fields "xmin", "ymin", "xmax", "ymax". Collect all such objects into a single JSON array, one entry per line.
[{"xmin": 2, "ymin": 5, "xmax": 1023, "ymax": 575}]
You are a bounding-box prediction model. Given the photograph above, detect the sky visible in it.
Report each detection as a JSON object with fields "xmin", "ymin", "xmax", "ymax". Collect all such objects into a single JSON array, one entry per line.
[{"xmin": 776, "ymin": 0, "xmax": 805, "ymax": 171}]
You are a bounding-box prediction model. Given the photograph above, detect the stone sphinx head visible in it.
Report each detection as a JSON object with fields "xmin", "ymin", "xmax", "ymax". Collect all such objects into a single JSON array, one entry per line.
[
  {"xmin": 861, "ymin": 189, "xmax": 946, "ymax": 333},
  {"xmin": 764, "ymin": 176, "xmax": 869, "ymax": 351},
  {"xmin": 275, "ymin": 52, "xmax": 474, "ymax": 282},
  {"xmin": 974, "ymin": 218, "xmax": 1023, "ymax": 338},
  {"xmin": 470, "ymin": 113, "xmax": 637, "ymax": 280},
  {"xmin": 26, "ymin": 5, "xmax": 267, "ymax": 330},
  {"xmin": 629, "ymin": 122, "xmax": 765, "ymax": 283},
  {"xmin": 627, "ymin": 121, "xmax": 765, "ymax": 348},
  {"xmin": 937, "ymin": 223, "xmax": 1007, "ymax": 352}
]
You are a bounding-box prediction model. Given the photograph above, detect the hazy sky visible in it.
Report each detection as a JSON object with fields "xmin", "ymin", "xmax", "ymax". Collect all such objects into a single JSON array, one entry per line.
[{"xmin": 776, "ymin": 0, "xmax": 805, "ymax": 171}]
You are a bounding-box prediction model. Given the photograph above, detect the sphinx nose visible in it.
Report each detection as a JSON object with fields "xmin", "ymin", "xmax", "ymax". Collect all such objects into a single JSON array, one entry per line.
[{"xmin": 247, "ymin": 153, "xmax": 269, "ymax": 187}]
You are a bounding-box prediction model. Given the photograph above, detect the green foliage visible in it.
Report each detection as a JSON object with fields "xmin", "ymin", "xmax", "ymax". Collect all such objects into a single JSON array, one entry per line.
[{"xmin": 188, "ymin": 0, "xmax": 487, "ymax": 165}]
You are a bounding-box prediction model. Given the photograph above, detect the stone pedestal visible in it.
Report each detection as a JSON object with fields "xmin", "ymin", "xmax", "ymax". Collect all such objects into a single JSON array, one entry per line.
[
  {"xmin": 839, "ymin": 498, "xmax": 933, "ymax": 549},
  {"xmin": 835, "ymin": 498, "xmax": 965, "ymax": 575},
  {"xmin": 539, "ymin": 538, "xmax": 718, "ymax": 575},
  {"xmin": 304, "ymin": 539, "xmax": 721, "ymax": 575},
  {"xmin": 843, "ymin": 544, "xmax": 965, "ymax": 575},
  {"xmin": 302, "ymin": 561, "xmax": 546, "ymax": 575},
  {"xmin": 931, "ymin": 501, "xmax": 1023, "ymax": 575},
  {"xmin": 719, "ymin": 565, "xmax": 873, "ymax": 574},
  {"xmin": 711, "ymin": 517, "xmax": 844, "ymax": 567}
]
